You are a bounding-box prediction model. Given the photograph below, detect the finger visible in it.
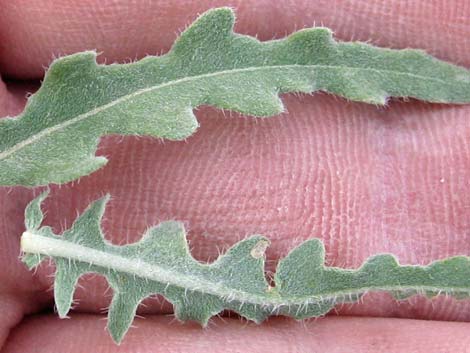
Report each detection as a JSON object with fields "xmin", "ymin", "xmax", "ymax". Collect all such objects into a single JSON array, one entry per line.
[
  {"xmin": 0, "ymin": 0, "xmax": 469, "ymax": 79},
  {"xmin": 3, "ymin": 315, "xmax": 470, "ymax": 353},
  {"xmin": 0, "ymin": 79, "xmax": 26, "ymax": 117}
]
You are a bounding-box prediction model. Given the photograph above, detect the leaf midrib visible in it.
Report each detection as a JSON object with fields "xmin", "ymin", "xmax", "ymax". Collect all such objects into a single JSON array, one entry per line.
[
  {"xmin": 0, "ymin": 64, "xmax": 450, "ymax": 161},
  {"xmin": 21, "ymin": 231, "xmax": 470, "ymax": 310}
]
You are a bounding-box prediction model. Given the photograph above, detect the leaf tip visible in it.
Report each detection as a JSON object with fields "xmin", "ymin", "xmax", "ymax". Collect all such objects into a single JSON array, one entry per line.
[
  {"xmin": 45, "ymin": 51, "xmax": 98, "ymax": 82},
  {"xmin": 250, "ymin": 238, "xmax": 270, "ymax": 259},
  {"xmin": 56, "ymin": 305, "xmax": 70, "ymax": 319},
  {"xmin": 173, "ymin": 6, "xmax": 235, "ymax": 52},
  {"xmin": 198, "ymin": 6, "xmax": 236, "ymax": 27},
  {"xmin": 21, "ymin": 253, "xmax": 43, "ymax": 270},
  {"xmin": 25, "ymin": 189, "xmax": 50, "ymax": 230},
  {"xmin": 87, "ymin": 192, "xmax": 112, "ymax": 221},
  {"xmin": 109, "ymin": 329, "xmax": 126, "ymax": 345}
]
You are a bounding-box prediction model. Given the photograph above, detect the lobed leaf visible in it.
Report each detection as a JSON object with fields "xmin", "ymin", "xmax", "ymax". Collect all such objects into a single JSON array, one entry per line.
[
  {"xmin": 21, "ymin": 193, "xmax": 470, "ymax": 343},
  {"xmin": 2, "ymin": 8, "xmax": 470, "ymax": 186}
]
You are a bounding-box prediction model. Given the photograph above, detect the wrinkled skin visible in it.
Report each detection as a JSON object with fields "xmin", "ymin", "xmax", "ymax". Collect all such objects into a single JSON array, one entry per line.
[{"xmin": 1, "ymin": 1, "xmax": 470, "ymax": 352}]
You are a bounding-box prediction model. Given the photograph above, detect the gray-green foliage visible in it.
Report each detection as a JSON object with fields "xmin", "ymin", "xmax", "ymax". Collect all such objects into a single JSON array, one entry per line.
[
  {"xmin": 2, "ymin": 7, "xmax": 470, "ymax": 186},
  {"xmin": 21, "ymin": 192, "xmax": 470, "ymax": 343}
]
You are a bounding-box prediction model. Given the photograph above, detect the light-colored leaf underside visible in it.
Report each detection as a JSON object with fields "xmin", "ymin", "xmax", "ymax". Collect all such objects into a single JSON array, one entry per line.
[
  {"xmin": 2, "ymin": 7, "xmax": 470, "ymax": 186},
  {"xmin": 21, "ymin": 192, "xmax": 470, "ymax": 343}
]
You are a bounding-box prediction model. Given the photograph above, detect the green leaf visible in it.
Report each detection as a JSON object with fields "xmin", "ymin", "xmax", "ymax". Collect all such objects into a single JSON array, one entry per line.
[
  {"xmin": 21, "ymin": 193, "xmax": 470, "ymax": 344},
  {"xmin": 2, "ymin": 8, "xmax": 470, "ymax": 186}
]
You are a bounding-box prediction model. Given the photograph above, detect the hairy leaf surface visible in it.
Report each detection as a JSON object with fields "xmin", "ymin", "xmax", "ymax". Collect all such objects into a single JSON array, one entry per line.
[
  {"xmin": 2, "ymin": 8, "xmax": 470, "ymax": 186},
  {"xmin": 21, "ymin": 192, "xmax": 470, "ymax": 343}
]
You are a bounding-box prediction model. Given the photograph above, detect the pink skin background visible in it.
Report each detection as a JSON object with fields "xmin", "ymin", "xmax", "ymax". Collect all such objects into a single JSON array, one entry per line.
[{"xmin": 1, "ymin": 0, "xmax": 470, "ymax": 352}]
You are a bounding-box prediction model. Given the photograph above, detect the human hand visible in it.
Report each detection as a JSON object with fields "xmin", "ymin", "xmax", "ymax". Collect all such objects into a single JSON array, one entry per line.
[{"xmin": 1, "ymin": 1, "xmax": 470, "ymax": 352}]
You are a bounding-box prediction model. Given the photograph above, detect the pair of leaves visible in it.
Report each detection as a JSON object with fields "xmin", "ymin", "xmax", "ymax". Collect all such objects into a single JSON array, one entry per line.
[
  {"xmin": 6, "ymin": 6, "xmax": 470, "ymax": 345},
  {"xmin": 1, "ymin": 7, "xmax": 470, "ymax": 186},
  {"xmin": 21, "ymin": 192, "xmax": 470, "ymax": 343}
]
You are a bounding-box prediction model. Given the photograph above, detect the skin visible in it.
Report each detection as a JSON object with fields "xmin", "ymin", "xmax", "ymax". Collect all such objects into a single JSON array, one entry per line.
[{"xmin": 1, "ymin": 0, "xmax": 470, "ymax": 351}]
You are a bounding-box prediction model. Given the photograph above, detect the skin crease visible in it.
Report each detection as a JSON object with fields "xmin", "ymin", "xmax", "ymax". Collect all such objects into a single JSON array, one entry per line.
[{"xmin": 1, "ymin": 0, "xmax": 470, "ymax": 351}]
